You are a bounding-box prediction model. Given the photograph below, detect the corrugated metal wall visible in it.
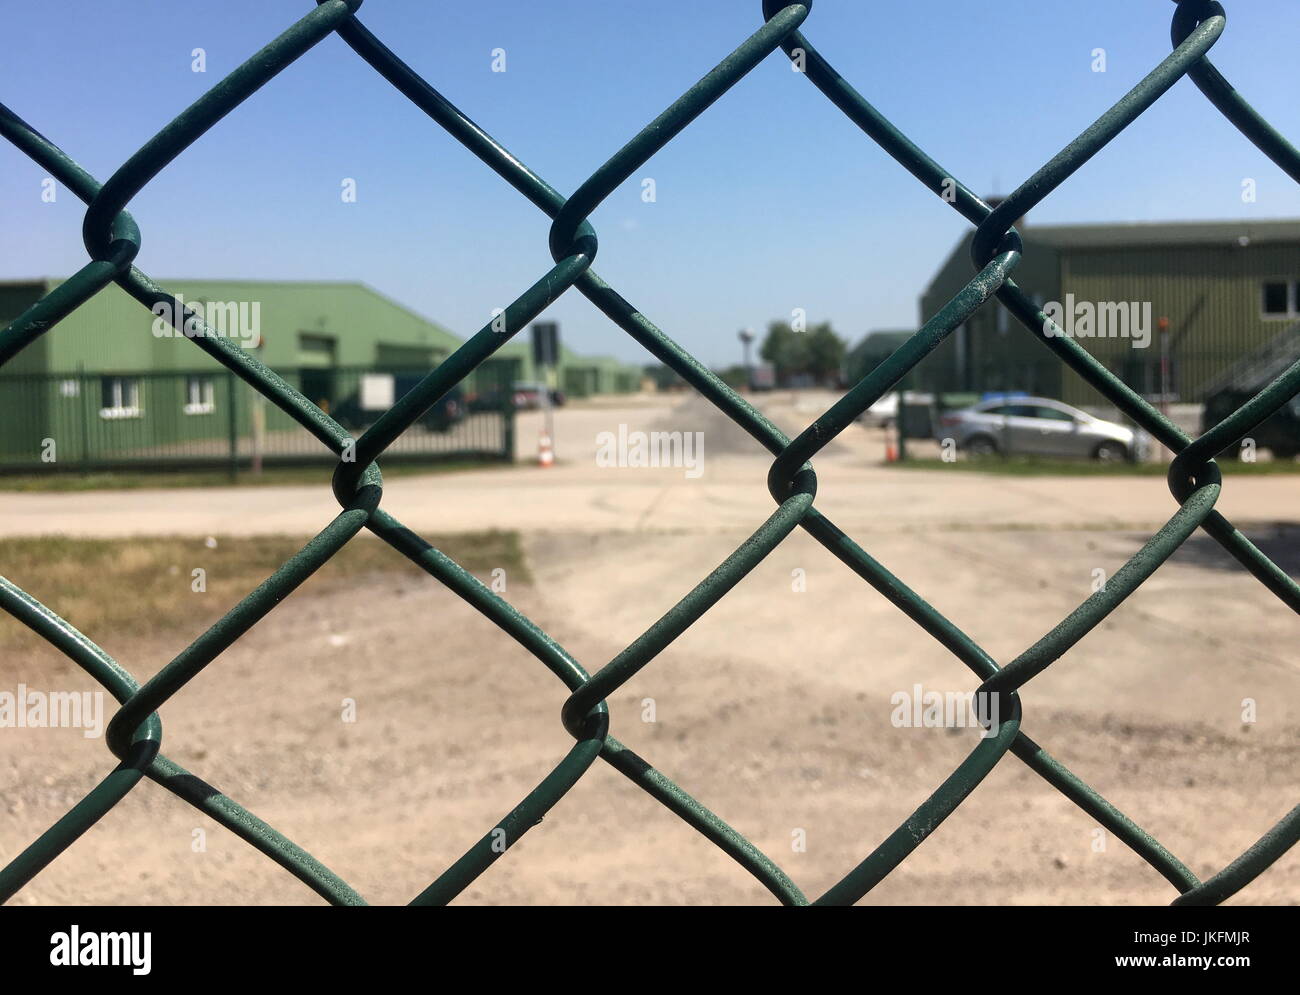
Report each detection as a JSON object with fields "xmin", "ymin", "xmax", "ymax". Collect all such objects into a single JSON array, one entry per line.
[
  {"xmin": 918, "ymin": 232, "xmax": 1061, "ymax": 396},
  {"xmin": 918, "ymin": 233, "xmax": 1300, "ymax": 406},
  {"xmin": 1057, "ymin": 241, "xmax": 1300, "ymax": 405}
]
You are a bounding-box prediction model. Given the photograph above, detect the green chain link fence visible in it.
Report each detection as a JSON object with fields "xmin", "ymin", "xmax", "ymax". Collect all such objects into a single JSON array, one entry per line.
[{"xmin": 2, "ymin": 0, "xmax": 1298, "ymax": 906}]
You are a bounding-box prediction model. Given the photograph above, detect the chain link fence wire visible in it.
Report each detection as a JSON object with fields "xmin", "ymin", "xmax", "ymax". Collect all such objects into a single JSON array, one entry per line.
[{"xmin": 2, "ymin": 0, "xmax": 1298, "ymax": 906}]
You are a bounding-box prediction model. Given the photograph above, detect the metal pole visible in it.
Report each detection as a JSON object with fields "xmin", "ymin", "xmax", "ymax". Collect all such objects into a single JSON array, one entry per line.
[
  {"xmin": 78, "ymin": 364, "xmax": 90, "ymax": 472},
  {"xmin": 739, "ymin": 328, "xmax": 755, "ymax": 392},
  {"xmin": 227, "ymin": 370, "xmax": 239, "ymax": 481},
  {"xmin": 1159, "ymin": 317, "xmax": 1171, "ymax": 464},
  {"xmin": 501, "ymin": 381, "xmax": 515, "ymax": 462},
  {"xmin": 542, "ymin": 362, "xmax": 554, "ymax": 451},
  {"xmin": 897, "ymin": 386, "xmax": 908, "ymax": 462},
  {"xmin": 249, "ymin": 339, "xmax": 267, "ymax": 476}
]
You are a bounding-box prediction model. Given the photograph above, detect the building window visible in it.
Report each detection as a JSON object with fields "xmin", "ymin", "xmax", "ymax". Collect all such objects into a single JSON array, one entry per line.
[
  {"xmin": 1261, "ymin": 280, "xmax": 1298, "ymax": 318},
  {"xmin": 184, "ymin": 375, "xmax": 216, "ymax": 415},
  {"xmin": 297, "ymin": 332, "xmax": 337, "ymax": 366},
  {"xmin": 99, "ymin": 376, "xmax": 142, "ymax": 419}
]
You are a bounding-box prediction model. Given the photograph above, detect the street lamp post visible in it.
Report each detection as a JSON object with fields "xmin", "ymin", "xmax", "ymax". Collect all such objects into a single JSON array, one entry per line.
[{"xmin": 738, "ymin": 327, "xmax": 755, "ymax": 391}]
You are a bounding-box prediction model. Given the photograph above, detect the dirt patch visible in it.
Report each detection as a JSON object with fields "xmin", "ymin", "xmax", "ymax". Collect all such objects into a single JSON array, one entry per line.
[{"xmin": 3, "ymin": 525, "xmax": 1296, "ymax": 905}]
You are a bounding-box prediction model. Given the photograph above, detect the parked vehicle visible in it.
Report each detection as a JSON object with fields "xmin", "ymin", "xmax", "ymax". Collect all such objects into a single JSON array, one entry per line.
[
  {"xmin": 333, "ymin": 375, "xmax": 465, "ymax": 433},
  {"xmin": 1202, "ymin": 389, "xmax": 1300, "ymax": 460},
  {"xmin": 510, "ymin": 382, "xmax": 566, "ymax": 409},
  {"xmin": 856, "ymin": 391, "xmax": 936, "ymax": 429},
  {"xmin": 466, "ymin": 382, "xmax": 565, "ymax": 412},
  {"xmin": 1197, "ymin": 323, "xmax": 1300, "ymax": 459},
  {"xmin": 936, "ymin": 396, "xmax": 1138, "ymax": 461},
  {"xmin": 466, "ymin": 389, "xmax": 509, "ymax": 413},
  {"xmin": 858, "ymin": 392, "xmax": 898, "ymax": 427}
]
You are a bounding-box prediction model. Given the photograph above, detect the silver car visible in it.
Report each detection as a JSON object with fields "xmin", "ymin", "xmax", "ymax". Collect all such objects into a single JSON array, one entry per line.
[{"xmin": 936, "ymin": 397, "xmax": 1138, "ymax": 461}]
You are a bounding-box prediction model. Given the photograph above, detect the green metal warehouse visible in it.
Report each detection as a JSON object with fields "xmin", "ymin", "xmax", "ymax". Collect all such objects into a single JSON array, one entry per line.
[
  {"xmin": 918, "ymin": 218, "xmax": 1300, "ymax": 407},
  {"xmin": 490, "ymin": 341, "xmax": 643, "ymax": 398},
  {"xmin": 0, "ymin": 278, "xmax": 641, "ymax": 469}
]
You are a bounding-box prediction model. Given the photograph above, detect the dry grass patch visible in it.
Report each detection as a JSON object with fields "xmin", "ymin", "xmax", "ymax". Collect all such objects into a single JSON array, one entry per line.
[{"xmin": 0, "ymin": 531, "xmax": 526, "ymax": 670}]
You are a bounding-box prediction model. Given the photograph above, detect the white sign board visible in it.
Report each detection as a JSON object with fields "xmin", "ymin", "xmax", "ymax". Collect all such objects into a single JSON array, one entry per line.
[{"xmin": 360, "ymin": 373, "xmax": 395, "ymax": 411}]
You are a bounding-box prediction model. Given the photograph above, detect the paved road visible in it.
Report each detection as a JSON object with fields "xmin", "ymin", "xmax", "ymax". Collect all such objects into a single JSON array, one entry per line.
[{"xmin": 0, "ymin": 392, "xmax": 1294, "ymax": 538}]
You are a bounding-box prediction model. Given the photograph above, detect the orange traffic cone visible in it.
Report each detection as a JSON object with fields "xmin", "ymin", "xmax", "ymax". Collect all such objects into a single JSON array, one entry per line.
[{"xmin": 538, "ymin": 432, "xmax": 554, "ymax": 468}]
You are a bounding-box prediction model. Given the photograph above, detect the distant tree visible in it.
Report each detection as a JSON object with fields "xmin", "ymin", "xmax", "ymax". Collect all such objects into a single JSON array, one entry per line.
[
  {"xmin": 759, "ymin": 321, "xmax": 808, "ymax": 383},
  {"xmin": 805, "ymin": 322, "xmax": 846, "ymax": 386},
  {"xmin": 760, "ymin": 319, "xmax": 845, "ymax": 386}
]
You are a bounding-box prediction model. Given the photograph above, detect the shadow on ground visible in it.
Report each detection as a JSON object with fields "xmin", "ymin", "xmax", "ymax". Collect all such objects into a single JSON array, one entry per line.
[{"xmin": 1166, "ymin": 522, "xmax": 1300, "ymax": 576}]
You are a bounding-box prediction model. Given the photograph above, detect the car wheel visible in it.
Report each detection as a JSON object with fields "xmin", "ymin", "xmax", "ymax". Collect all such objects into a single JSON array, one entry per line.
[
  {"xmin": 1094, "ymin": 440, "xmax": 1128, "ymax": 463},
  {"xmin": 965, "ymin": 434, "xmax": 998, "ymax": 457}
]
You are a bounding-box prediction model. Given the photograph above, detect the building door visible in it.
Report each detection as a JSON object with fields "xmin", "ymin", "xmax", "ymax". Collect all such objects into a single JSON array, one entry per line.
[{"xmin": 298, "ymin": 333, "xmax": 337, "ymax": 413}]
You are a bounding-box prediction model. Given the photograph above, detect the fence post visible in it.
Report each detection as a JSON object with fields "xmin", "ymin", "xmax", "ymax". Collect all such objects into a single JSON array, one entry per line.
[
  {"xmin": 897, "ymin": 388, "xmax": 908, "ymax": 462},
  {"xmin": 78, "ymin": 365, "xmax": 91, "ymax": 473},
  {"xmin": 501, "ymin": 389, "xmax": 515, "ymax": 462},
  {"xmin": 227, "ymin": 370, "xmax": 239, "ymax": 481}
]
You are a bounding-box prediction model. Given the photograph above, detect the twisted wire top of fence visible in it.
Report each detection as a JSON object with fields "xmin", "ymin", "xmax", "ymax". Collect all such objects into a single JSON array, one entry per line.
[{"xmin": 2, "ymin": 0, "xmax": 1298, "ymax": 906}]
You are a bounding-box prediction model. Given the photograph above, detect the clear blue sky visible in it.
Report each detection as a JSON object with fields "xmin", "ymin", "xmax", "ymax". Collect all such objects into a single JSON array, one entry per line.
[{"xmin": 3, "ymin": 0, "xmax": 1298, "ymax": 368}]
